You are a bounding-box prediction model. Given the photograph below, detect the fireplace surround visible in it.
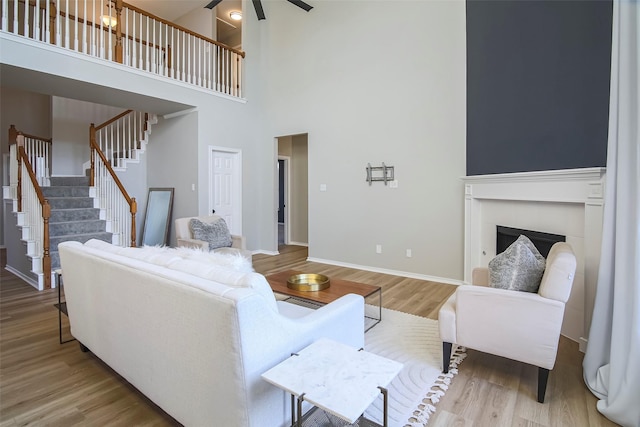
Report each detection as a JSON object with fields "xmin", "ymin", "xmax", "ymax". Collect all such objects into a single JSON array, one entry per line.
[
  {"xmin": 462, "ymin": 168, "xmax": 606, "ymax": 349},
  {"xmin": 496, "ymin": 225, "xmax": 565, "ymax": 258}
]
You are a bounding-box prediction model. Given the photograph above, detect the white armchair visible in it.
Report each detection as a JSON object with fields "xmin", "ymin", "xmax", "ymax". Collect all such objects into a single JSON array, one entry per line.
[
  {"xmin": 174, "ymin": 215, "xmax": 251, "ymax": 260},
  {"xmin": 438, "ymin": 242, "xmax": 576, "ymax": 403}
]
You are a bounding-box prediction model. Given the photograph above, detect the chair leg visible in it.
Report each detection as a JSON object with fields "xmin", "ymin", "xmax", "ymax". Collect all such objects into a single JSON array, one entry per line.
[
  {"xmin": 537, "ymin": 367, "xmax": 550, "ymax": 403},
  {"xmin": 442, "ymin": 342, "xmax": 452, "ymax": 373}
]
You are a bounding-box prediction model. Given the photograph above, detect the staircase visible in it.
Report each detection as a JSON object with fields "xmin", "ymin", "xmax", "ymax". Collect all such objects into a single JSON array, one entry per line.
[
  {"xmin": 7, "ymin": 110, "xmax": 154, "ymax": 290},
  {"xmin": 42, "ymin": 177, "xmax": 112, "ymax": 271}
]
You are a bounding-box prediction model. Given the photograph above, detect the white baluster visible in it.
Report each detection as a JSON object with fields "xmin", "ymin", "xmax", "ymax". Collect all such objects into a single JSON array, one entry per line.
[
  {"xmin": 24, "ymin": 0, "xmax": 29, "ymax": 37},
  {"xmin": 74, "ymin": 0, "xmax": 78, "ymax": 50},
  {"xmin": 99, "ymin": 0, "xmax": 103, "ymax": 57},
  {"xmin": 34, "ymin": 0, "xmax": 40, "ymax": 41},
  {"xmin": 12, "ymin": 0, "xmax": 18, "ymax": 34},
  {"xmin": 82, "ymin": 0, "xmax": 86, "ymax": 53}
]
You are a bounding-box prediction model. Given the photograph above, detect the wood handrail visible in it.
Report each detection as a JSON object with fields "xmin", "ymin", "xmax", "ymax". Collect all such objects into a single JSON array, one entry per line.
[
  {"xmin": 89, "ymin": 138, "xmax": 134, "ymax": 206},
  {"xmin": 8, "ymin": 129, "xmax": 52, "ymax": 145},
  {"xmin": 95, "ymin": 109, "xmax": 133, "ymax": 131},
  {"xmin": 89, "ymin": 124, "xmax": 137, "ymax": 246},
  {"xmin": 18, "ymin": 146, "xmax": 52, "ymax": 289},
  {"xmin": 122, "ymin": 1, "xmax": 245, "ymax": 58},
  {"xmin": 18, "ymin": 148, "xmax": 48, "ymax": 212}
]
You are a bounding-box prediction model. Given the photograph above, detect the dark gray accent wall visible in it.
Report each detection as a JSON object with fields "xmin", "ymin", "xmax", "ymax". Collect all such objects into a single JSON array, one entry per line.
[{"xmin": 466, "ymin": 0, "xmax": 612, "ymax": 176}]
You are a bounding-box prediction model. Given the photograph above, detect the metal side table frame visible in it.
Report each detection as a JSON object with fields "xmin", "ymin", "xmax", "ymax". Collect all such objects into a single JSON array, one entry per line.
[{"xmin": 55, "ymin": 270, "xmax": 75, "ymax": 344}]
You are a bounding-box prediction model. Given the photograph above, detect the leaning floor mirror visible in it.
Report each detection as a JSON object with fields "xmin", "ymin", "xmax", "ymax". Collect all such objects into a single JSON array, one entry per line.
[{"xmin": 141, "ymin": 188, "xmax": 174, "ymax": 246}]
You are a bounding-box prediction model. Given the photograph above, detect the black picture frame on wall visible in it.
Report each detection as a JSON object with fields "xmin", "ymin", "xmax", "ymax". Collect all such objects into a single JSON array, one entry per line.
[{"xmin": 141, "ymin": 188, "xmax": 174, "ymax": 246}]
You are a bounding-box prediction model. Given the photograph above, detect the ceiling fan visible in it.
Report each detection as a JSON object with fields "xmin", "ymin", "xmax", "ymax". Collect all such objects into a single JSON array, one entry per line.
[{"xmin": 204, "ymin": 0, "xmax": 313, "ymax": 21}]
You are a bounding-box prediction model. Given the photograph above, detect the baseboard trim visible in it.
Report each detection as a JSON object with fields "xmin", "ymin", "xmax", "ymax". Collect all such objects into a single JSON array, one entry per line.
[
  {"xmin": 579, "ymin": 337, "xmax": 588, "ymax": 353},
  {"xmin": 288, "ymin": 241, "xmax": 308, "ymax": 247},
  {"xmin": 4, "ymin": 265, "xmax": 38, "ymax": 290},
  {"xmin": 306, "ymin": 257, "xmax": 464, "ymax": 286}
]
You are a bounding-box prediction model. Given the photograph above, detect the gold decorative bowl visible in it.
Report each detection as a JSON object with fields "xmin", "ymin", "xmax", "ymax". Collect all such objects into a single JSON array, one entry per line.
[{"xmin": 287, "ymin": 273, "xmax": 330, "ymax": 291}]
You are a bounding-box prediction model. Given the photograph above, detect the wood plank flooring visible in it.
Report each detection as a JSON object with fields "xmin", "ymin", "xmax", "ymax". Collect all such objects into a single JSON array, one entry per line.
[{"xmin": 0, "ymin": 246, "xmax": 618, "ymax": 426}]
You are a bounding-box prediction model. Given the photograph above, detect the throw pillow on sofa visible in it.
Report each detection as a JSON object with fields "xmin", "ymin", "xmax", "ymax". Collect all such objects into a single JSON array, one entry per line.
[
  {"xmin": 488, "ymin": 235, "xmax": 546, "ymax": 293},
  {"xmin": 189, "ymin": 218, "xmax": 233, "ymax": 250}
]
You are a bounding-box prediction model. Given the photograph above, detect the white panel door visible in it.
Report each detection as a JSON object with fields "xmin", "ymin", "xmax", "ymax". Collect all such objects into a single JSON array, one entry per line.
[{"xmin": 209, "ymin": 148, "xmax": 242, "ymax": 235}]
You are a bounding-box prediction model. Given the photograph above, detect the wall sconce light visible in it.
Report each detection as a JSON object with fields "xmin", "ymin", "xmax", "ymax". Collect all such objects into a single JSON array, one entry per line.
[
  {"xmin": 101, "ymin": 15, "xmax": 117, "ymax": 28},
  {"xmin": 229, "ymin": 11, "xmax": 242, "ymax": 21}
]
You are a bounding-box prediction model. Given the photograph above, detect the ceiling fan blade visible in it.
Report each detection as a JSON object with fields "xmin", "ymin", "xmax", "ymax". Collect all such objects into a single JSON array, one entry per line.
[
  {"xmin": 252, "ymin": 0, "xmax": 266, "ymax": 20},
  {"xmin": 204, "ymin": 0, "xmax": 223, "ymax": 9},
  {"xmin": 286, "ymin": 0, "xmax": 313, "ymax": 12}
]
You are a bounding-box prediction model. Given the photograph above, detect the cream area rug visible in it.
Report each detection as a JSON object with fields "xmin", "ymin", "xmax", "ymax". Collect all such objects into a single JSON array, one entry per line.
[{"xmin": 363, "ymin": 308, "xmax": 466, "ymax": 427}]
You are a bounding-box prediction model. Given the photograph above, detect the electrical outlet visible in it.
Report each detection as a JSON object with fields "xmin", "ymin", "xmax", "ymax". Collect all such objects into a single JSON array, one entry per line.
[
  {"xmin": 376, "ymin": 244, "xmax": 382, "ymax": 254},
  {"xmin": 406, "ymin": 249, "xmax": 412, "ymax": 258}
]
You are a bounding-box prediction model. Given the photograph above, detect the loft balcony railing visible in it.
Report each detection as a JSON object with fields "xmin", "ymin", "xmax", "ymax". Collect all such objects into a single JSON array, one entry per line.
[{"xmin": 0, "ymin": 0, "xmax": 245, "ymax": 98}]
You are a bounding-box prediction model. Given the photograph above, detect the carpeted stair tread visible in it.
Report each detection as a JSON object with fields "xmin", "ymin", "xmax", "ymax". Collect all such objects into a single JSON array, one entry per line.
[
  {"xmin": 50, "ymin": 208, "xmax": 100, "ymax": 222},
  {"xmin": 42, "ymin": 186, "xmax": 90, "ymax": 197},
  {"xmin": 49, "ymin": 219, "xmax": 107, "ymax": 236},
  {"xmin": 49, "ymin": 176, "xmax": 90, "ymax": 186},
  {"xmin": 47, "ymin": 197, "xmax": 94, "ymax": 209}
]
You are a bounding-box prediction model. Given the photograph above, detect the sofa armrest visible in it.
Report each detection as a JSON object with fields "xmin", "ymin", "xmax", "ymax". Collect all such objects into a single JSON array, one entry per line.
[
  {"xmin": 177, "ymin": 238, "xmax": 209, "ymax": 250},
  {"xmin": 231, "ymin": 235, "xmax": 246, "ymax": 250},
  {"xmin": 281, "ymin": 294, "xmax": 365, "ymax": 348},
  {"xmin": 472, "ymin": 267, "xmax": 489, "ymax": 286},
  {"xmin": 455, "ymin": 285, "xmax": 565, "ymax": 369}
]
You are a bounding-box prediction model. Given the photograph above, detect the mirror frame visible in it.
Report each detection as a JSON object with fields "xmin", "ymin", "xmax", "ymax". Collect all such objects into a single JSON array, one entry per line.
[{"xmin": 141, "ymin": 187, "xmax": 174, "ymax": 246}]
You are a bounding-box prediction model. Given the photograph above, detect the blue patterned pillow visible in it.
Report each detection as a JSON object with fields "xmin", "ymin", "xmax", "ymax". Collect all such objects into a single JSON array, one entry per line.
[
  {"xmin": 488, "ymin": 235, "xmax": 546, "ymax": 293},
  {"xmin": 189, "ymin": 218, "xmax": 233, "ymax": 250}
]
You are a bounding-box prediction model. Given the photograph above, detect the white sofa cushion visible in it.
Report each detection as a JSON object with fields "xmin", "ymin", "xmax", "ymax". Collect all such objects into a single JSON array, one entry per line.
[
  {"xmin": 174, "ymin": 246, "xmax": 253, "ymax": 273},
  {"xmin": 166, "ymin": 260, "xmax": 278, "ymax": 312}
]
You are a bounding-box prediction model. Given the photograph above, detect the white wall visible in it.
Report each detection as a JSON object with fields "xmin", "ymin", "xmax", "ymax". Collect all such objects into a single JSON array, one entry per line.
[
  {"xmin": 51, "ymin": 97, "xmax": 122, "ymax": 175},
  {"xmin": 257, "ymin": 0, "xmax": 467, "ymax": 281},
  {"xmin": 174, "ymin": 7, "xmax": 216, "ymax": 39}
]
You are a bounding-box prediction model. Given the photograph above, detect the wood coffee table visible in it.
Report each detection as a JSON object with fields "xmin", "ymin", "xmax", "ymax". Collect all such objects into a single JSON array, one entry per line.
[{"xmin": 266, "ymin": 270, "xmax": 382, "ymax": 331}]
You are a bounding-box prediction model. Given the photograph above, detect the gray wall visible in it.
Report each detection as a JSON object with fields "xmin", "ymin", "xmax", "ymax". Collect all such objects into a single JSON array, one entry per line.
[
  {"xmin": 466, "ymin": 0, "xmax": 612, "ymax": 175},
  {"xmin": 259, "ymin": 0, "xmax": 467, "ymax": 281}
]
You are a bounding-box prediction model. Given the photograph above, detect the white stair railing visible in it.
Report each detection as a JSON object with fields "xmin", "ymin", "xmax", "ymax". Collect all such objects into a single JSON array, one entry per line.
[
  {"xmin": 18, "ymin": 146, "xmax": 52, "ymax": 290},
  {"xmin": 94, "ymin": 109, "xmax": 150, "ymax": 170},
  {"xmin": 0, "ymin": 0, "xmax": 245, "ymax": 98},
  {"xmin": 6, "ymin": 126, "xmax": 53, "ymax": 289},
  {"xmin": 90, "ymin": 113, "xmax": 141, "ymax": 247}
]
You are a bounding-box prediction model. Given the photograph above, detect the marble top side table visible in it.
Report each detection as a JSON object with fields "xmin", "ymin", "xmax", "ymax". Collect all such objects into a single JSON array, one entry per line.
[{"xmin": 261, "ymin": 338, "xmax": 403, "ymax": 427}]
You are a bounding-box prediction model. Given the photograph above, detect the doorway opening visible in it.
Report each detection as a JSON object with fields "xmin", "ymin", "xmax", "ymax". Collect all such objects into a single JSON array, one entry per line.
[{"xmin": 276, "ymin": 134, "xmax": 308, "ymax": 251}]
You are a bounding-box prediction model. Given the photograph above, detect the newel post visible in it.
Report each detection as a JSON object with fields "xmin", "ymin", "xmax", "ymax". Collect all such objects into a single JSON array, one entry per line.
[
  {"xmin": 89, "ymin": 124, "xmax": 96, "ymax": 187},
  {"xmin": 114, "ymin": 0, "xmax": 123, "ymax": 63},
  {"xmin": 8, "ymin": 125, "xmax": 18, "ymax": 150},
  {"xmin": 42, "ymin": 200, "xmax": 52, "ymax": 289},
  {"xmin": 130, "ymin": 197, "xmax": 137, "ymax": 247}
]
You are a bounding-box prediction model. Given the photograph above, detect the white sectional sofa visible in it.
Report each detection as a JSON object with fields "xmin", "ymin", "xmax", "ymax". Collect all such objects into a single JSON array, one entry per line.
[{"xmin": 58, "ymin": 240, "xmax": 365, "ymax": 427}]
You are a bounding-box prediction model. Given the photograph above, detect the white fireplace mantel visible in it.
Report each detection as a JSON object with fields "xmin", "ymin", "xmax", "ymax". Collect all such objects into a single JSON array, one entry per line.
[{"xmin": 462, "ymin": 167, "xmax": 606, "ymax": 347}]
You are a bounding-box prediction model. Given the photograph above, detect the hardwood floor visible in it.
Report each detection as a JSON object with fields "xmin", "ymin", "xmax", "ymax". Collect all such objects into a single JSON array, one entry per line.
[{"xmin": 0, "ymin": 246, "xmax": 617, "ymax": 426}]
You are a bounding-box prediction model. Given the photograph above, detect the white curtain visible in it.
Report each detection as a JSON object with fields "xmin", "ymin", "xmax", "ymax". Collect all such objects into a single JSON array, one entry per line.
[{"xmin": 583, "ymin": 1, "xmax": 640, "ymax": 427}]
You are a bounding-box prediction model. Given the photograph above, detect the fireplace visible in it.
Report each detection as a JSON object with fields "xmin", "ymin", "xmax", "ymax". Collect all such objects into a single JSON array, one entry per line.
[
  {"xmin": 496, "ymin": 226, "xmax": 565, "ymax": 258},
  {"xmin": 462, "ymin": 167, "xmax": 606, "ymax": 349}
]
